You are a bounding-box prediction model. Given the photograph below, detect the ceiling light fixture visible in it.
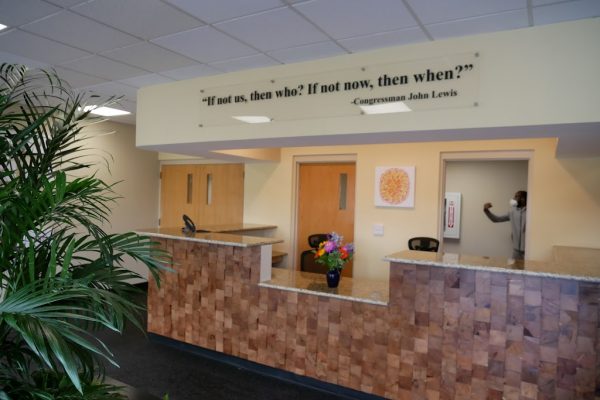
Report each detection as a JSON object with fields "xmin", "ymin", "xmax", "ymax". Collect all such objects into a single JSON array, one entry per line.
[
  {"xmin": 232, "ymin": 115, "xmax": 272, "ymax": 124},
  {"xmin": 84, "ymin": 105, "xmax": 131, "ymax": 116},
  {"xmin": 359, "ymin": 101, "xmax": 412, "ymax": 115}
]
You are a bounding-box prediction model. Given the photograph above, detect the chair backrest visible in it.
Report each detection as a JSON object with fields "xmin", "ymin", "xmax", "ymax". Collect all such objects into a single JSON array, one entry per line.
[
  {"xmin": 300, "ymin": 233, "xmax": 329, "ymax": 273},
  {"xmin": 300, "ymin": 249, "xmax": 328, "ymax": 273},
  {"xmin": 308, "ymin": 233, "xmax": 328, "ymax": 249},
  {"xmin": 408, "ymin": 237, "xmax": 440, "ymax": 252}
]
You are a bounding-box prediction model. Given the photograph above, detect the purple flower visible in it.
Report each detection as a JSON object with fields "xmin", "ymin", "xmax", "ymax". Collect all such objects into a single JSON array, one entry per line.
[
  {"xmin": 344, "ymin": 243, "xmax": 354, "ymax": 254},
  {"xmin": 328, "ymin": 232, "xmax": 341, "ymax": 243},
  {"xmin": 324, "ymin": 240, "xmax": 336, "ymax": 253},
  {"xmin": 313, "ymin": 231, "xmax": 355, "ymax": 270}
]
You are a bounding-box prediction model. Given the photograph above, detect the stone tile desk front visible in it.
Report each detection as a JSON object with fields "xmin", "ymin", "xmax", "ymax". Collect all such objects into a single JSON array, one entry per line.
[{"xmin": 143, "ymin": 230, "xmax": 600, "ymax": 400}]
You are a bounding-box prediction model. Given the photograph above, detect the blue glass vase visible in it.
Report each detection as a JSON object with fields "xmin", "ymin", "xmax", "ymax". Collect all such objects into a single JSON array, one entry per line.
[{"xmin": 326, "ymin": 268, "xmax": 341, "ymax": 288}]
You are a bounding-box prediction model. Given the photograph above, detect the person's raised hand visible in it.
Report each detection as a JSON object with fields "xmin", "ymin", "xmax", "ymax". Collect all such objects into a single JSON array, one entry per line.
[{"xmin": 483, "ymin": 202, "xmax": 492, "ymax": 210}]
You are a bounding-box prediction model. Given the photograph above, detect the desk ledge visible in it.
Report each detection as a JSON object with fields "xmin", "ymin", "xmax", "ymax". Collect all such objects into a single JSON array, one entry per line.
[
  {"xmin": 385, "ymin": 250, "xmax": 600, "ymax": 282},
  {"xmin": 260, "ymin": 268, "xmax": 388, "ymax": 306},
  {"xmin": 136, "ymin": 228, "xmax": 282, "ymax": 248}
]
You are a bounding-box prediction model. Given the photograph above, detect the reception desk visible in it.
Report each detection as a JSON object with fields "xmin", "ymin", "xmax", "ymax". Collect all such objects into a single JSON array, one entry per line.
[
  {"xmin": 384, "ymin": 251, "xmax": 600, "ymax": 400},
  {"xmin": 191, "ymin": 223, "xmax": 277, "ymax": 234},
  {"xmin": 141, "ymin": 230, "xmax": 600, "ymax": 399}
]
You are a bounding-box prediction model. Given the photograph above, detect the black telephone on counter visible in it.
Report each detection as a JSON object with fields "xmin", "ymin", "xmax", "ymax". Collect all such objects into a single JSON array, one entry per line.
[{"xmin": 182, "ymin": 214, "xmax": 196, "ymax": 234}]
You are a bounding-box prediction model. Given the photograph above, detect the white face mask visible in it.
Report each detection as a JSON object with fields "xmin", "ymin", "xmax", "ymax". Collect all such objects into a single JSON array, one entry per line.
[{"xmin": 509, "ymin": 199, "xmax": 518, "ymax": 207}]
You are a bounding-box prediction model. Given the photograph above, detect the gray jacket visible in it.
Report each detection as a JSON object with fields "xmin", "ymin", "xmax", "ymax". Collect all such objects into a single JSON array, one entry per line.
[{"xmin": 484, "ymin": 206, "xmax": 526, "ymax": 252}]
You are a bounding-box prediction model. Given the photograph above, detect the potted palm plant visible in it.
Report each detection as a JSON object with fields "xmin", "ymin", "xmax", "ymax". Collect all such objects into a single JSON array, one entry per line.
[{"xmin": 0, "ymin": 64, "xmax": 169, "ymax": 399}]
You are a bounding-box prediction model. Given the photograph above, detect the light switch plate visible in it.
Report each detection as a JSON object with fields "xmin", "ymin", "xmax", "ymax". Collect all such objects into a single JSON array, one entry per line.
[{"xmin": 373, "ymin": 223, "xmax": 384, "ymax": 236}]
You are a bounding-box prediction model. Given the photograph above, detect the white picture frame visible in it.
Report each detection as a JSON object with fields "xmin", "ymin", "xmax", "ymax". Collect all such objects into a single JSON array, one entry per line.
[{"xmin": 374, "ymin": 166, "xmax": 415, "ymax": 208}]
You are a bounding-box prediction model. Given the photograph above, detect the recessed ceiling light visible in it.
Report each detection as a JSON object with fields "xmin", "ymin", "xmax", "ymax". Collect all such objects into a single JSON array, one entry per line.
[
  {"xmin": 232, "ymin": 115, "xmax": 272, "ymax": 124},
  {"xmin": 359, "ymin": 101, "xmax": 412, "ymax": 115},
  {"xmin": 84, "ymin": 105, "xmax": 131, "ymax": 116},
  {"xmin": 0, "ymin": 24, "xmax": 7, "ymax": 31}
]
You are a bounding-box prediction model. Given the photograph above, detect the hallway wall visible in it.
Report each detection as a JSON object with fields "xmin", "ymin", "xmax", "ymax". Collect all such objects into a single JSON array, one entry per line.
[
  {"xmin": 80, "ymin": 121, "xmax": 160, "ymax": 281},
  {"xmin": 244, "ymin": 138, "xmax": 600, "ymax": 281},
  {"xmin": 444, "ymin": 160, "xmax": 528, "ymax": 258}
]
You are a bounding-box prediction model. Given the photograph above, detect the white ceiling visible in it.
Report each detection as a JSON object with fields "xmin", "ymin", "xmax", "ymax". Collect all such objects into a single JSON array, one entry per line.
[{"xmin": 0, "ymin": 0, "xmax": 598, "ymax": 126}]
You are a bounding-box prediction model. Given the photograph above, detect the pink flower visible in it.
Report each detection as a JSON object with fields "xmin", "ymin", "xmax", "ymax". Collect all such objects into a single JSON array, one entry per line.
[{"xmin": 324, "ymin": 240, "xmax": 336, "ymax": 253}]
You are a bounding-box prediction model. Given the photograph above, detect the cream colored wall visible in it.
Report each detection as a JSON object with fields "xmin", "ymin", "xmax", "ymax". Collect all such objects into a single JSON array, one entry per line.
[
  {"xmin": 213, "ymin": 148, "xmax": 281, "ymax": 162},
  {"xmin": 244, "ymin": 138, "xmax": 600, "ymax": 281},
  {"xmin": 534, "ymin": 149, "xmax": 600, "ymax": 251},
  {"xmin": 138, "ymin": 19, "xmax": 600, "ymax": 150},
  {"xmin": 159, "ymin": 152, "xmax": 204, "ymax": 161},
  {"xmin": 443, "ymin": 160, "xmax": 528, "ymax": 257},
  {"xmin": 81, "ymin": 121, "xmax": 160, "ymax": 281}
]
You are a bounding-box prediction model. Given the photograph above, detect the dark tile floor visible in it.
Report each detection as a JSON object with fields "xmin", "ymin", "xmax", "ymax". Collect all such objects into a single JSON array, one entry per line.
[{"xmin": 96, "ymin": 287, "xmax": 377, "ymax": 400}]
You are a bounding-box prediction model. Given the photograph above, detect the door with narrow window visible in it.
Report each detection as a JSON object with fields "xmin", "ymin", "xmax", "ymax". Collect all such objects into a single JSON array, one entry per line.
[
  {"xmin": 160, "ymin": 164, "xmax": 244, "ymax": 229},
  {"xmin": 160, "ymin": 164, "xmax": 198, "ymax": 228},
  {"xmin": 296, "ymin": 163, "xmax": 355, "ymax": 277}
]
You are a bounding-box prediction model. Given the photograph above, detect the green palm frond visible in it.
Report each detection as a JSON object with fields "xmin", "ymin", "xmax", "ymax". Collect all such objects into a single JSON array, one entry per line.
[
  {"xmin": 1, "ymin": 369, "xmax": 128, "ymax": 400},
  {"xmin": 0, "ymin": 63, "xmax": 172, "ymax": 396}
]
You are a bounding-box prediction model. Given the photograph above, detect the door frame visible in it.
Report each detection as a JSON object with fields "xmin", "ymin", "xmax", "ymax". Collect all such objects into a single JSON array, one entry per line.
[
  {"xmin": 290, "ymin": 154, "xmax": 357, "ymax": 270},
  {"xmin": 438, "ymin": 150, "xmax": 533, "ymax": 256}
]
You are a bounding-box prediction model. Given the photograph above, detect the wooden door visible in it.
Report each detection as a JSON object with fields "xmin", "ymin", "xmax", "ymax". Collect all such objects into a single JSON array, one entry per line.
[
  {"xmin": 296, "ymin": 163, "xmax": 355, "ymax": 277},
  {"xmin": 160, "ymin": 164, "xmax": 200, "ymax": 228},
  {"xmin": 160, "ymin": 164, "xmax": 244, "ymax": 229},
  {"xmin": 199, "ymin": 164, "xmax": 244, "ymax": 225}
]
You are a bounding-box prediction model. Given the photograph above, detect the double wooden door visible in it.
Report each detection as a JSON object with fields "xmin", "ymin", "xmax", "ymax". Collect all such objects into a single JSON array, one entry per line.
[
  {"xmin": 160, "ymin": 164, "xmax": 244, "ymax": 228},
  {"xmin": 296, "ymin": 163, "xmax": 356, "ymax": 277}
]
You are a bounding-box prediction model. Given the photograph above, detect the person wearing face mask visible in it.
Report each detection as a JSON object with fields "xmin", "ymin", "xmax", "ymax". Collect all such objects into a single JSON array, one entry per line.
[{"xmin": 483, "ymin": 191, "xmax": 527, "ymax": 260}]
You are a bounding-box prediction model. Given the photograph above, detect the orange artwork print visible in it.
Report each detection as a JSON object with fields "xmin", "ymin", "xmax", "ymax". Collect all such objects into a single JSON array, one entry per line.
[{"xmin": 379, "ymin": 168, "xmax": 410, "ymax": 204}]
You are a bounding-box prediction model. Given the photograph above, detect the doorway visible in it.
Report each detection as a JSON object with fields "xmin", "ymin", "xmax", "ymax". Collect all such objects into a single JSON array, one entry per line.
[
  {"xmin": 295, "ymin": 162, "xmax": 356, "ymax": 277},
  {"xmin": 440, "ymin": 155, "xmax": 530, "ymax": 259}
]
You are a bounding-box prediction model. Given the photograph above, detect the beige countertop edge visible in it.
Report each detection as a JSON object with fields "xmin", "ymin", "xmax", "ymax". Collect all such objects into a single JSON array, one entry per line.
[
  {"xmin": 195, "ymin": 223, "xmax": 278, "ymax": 232},
  {"xmin": 258, "ymin": 282, "xmax": 388, "ymax": 306},
  {"xmin": 135, "ymin": 230, "xmax": 283, "ymax": 248},
  {"xmin": 384, "ymin": 253, "xmax": 600, "ymax": 283}
]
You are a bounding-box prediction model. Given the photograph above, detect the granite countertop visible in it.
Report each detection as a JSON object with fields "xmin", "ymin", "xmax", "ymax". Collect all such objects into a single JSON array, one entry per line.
[
  {"xmin": 260, "ymin": 268, "xmax": 389, "ymax": 305},
  {"xmin": 192, "ymin": 223, "xmax": 277, "ymax": 233},
  {"xmin": 384, "ymin": 250, "xmax": 600, "ymax": 282},
  {"xmin": 136, "ymin": 227, "xmax": 283, "ymax": 248}
]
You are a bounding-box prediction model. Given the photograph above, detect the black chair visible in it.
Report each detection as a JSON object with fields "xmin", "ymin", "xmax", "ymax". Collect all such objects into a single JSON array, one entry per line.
[
  {"xmin": 300, "ymin": 233, "xmax": 329, "ymax": 273},
  {"xmin": 408, "ymin": 237, "xmax": 440, "ymax": 252}
]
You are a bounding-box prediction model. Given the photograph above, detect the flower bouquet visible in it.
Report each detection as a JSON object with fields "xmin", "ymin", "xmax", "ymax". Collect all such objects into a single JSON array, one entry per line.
[{"xmin": 313, "ymin": 232, "xmax": 354, "ymax": 287}]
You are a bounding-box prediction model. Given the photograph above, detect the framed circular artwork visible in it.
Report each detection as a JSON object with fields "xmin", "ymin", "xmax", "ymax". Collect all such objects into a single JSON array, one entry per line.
[{"xmin": 374, "ymin": 166, "xmax": 415, "ymax": 207}]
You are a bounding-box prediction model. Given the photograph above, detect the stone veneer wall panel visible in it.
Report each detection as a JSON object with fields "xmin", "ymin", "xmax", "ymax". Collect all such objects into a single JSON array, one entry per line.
[{"xmin": 147, "ymin": 238, "xmax": 600, "ymax": 399}]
